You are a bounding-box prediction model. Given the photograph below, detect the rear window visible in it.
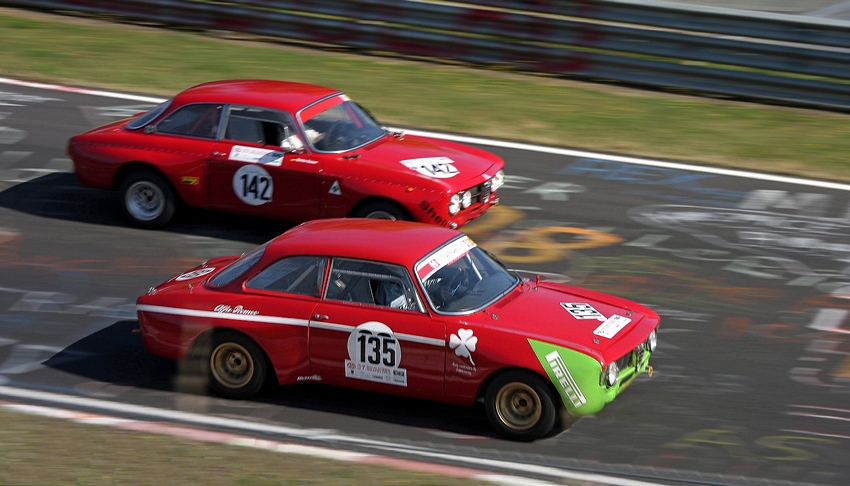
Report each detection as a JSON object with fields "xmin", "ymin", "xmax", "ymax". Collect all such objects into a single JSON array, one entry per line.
[
  {"xmin": 126, "ymin": 99, "xmax": 173, "ymax": 130},
  {"xmin": 208, "ymin": 246, "xmax": 266, "ymax": 288}
]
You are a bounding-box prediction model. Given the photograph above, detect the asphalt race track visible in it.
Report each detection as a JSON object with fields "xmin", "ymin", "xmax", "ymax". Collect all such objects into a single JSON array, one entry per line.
[{"xmin": 1, "ymin": 79, "xmax": 848, "ymax": 486}]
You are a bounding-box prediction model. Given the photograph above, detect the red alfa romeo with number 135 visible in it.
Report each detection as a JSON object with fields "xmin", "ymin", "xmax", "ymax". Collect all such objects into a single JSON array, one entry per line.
[
  {"xmin": 68, "ymin": 80, "xmax": 504, "ymax": 229},
  {"xmin": 137, "ymin": 219, "xmax": 658, "ymax": 440}
]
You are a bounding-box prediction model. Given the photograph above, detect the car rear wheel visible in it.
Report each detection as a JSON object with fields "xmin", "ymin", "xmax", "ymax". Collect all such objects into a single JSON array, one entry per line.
[
  {"xmin": 355, "ymin": 201, "xmax": 409, "ymax": 221},
  {"xmin": 120, "ymin": 170, "xmax": 177, "ymax": 228},
  {"xmin": 207, "ymin": 331, "xmax": 267, "ymax": 399},
  {"xmin": 485, "ymin": 370, "xmax": 557, "ymax": 441}
]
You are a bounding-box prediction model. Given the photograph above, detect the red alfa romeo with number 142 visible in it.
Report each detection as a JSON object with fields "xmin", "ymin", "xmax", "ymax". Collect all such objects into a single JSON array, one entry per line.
[
  {"xmin": 137, "ymin": 219, "xmax": 658, "ymax": 440},
  {"xmin": 68, "ymin": 80, "xmax": 504, "ymax": 228}
]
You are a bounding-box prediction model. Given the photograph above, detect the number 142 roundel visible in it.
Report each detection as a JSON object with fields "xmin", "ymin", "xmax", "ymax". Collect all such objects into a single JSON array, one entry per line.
[{"xmin": 68, "ymin": 80, "xmax": 505, "ymax": 229}]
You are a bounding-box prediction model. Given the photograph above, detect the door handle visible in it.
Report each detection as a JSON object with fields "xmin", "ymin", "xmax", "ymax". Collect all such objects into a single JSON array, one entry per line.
[
  {"xmin": 312, "ymin": 314, "xmax": 329, "ymax": 321},
  {"xmin": 211, "ymin": 151, "xmax": 226, "ymax": 157}
]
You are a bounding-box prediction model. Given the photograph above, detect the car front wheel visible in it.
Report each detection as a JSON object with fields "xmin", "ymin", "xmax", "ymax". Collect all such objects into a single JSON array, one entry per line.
[
  {"xmin": 120, "ymin": 170, "xmax": 177, "ymax": 228},
  {"xmin": 485, "ymin": 370, "xmax": 557, "ymax": 441},
  {"xmin": 206, "ymin": 331, "xmax": 267, "ymax": 399},
  {"xmin": 355, "ymin": 201, "xmax": 409, "ymax": 221}
]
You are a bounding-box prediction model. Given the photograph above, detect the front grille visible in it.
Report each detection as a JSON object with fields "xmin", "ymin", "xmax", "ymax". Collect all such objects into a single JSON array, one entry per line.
[
  {"xmin": 615, "ymin": 342, "xmax": 647, "ymax": 371},
  {"xmin": 615, "ymin": 352, "xmax": 633, "ymax": 371},
  {"xmin": 469, "ymin": 180, "xmax": 491, "ymax": 204}
]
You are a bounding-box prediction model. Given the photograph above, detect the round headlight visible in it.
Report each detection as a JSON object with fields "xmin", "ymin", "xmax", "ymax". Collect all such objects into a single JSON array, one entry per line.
[
  {"xmin": 604, "ymin": 362, "xmax": 619, "ymax": 387},
  {"xmin": 448, "ymin": 193, "xmax": 462, "ymax": 215},
  {"xmin": 491, "ymin": 170, "xmax": 504, "ymax": 191},
  {"xmin": 647, "ymin": 329, "xmax": 658, "ymax": 353},
  {"xmin": 461, "ymin": 191, "xmax": 472, "ymax": 209}
]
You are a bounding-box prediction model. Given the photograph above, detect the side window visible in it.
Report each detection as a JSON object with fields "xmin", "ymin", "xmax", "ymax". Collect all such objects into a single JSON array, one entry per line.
[
  {"xmin": 223, "ymin": 106, "xmax": 302, "ymax": 148},
  {"xmin": 324, "ymin": 258, "xmax": 423, "ymax": 312},
  {"xmin": 157, "ymin": 103, "xmax": 222, "ymax": 139},
  {"xmin": 246, "ymin": 256, "xmax": 326, "ymax": 297}
]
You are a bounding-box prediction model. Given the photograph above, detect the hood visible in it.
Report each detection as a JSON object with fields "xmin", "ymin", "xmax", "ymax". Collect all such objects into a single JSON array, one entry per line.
[
  {"xmin": 356, "ymin": 134, "xmax": 503, "ymax": 188},
  {"xmin": 488, "ymin": 282, "xmax": 659, "ymax": 364}
]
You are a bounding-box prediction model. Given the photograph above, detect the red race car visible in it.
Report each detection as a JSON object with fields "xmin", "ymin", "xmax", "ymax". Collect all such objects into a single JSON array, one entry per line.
[
  {"xmin": 137, "ymin": 219, "xmax": 658, "ymax": 440},
  {"xmin": 68, "ymin": 80, "xmax": 504, "ymax": 229}
]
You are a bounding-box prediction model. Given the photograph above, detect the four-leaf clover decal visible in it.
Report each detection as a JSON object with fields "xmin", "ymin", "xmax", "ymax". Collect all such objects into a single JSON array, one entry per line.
[{"xmin": 449, "ymin": 328, "xmax": 477, "ymax": 365}]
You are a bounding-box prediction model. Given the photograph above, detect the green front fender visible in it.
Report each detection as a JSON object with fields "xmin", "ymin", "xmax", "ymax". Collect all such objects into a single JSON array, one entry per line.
[{"xmin": 529, "ymin": 339, "xmax": 611, "ymax": 417}]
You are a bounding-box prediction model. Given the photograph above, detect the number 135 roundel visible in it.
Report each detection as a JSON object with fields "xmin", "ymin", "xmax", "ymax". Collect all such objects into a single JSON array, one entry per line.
[
  {"xmin": 136, "ymin": 219, "xmax": 659, "ymax": 441},
  {"xmin": 67, "ymin": 80, "xmax": 505, "ymax": 229}
]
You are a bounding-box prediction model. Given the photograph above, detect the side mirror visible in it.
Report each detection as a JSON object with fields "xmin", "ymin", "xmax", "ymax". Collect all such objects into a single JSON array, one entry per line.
[{"xmin": 144, "ymin": 125, "xmax": 157, "ymax": 134}]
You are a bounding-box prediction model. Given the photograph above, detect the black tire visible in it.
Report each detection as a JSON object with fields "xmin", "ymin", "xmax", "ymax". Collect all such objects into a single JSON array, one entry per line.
[
  {"xmin": 205, "ymin": 331, "xmax": 267, "ymax": 399},
  {"xmin": 354, "ymin": 201, "xmax": 409, "ymax": 221},
  {"xmin": 120, "ymin": 170, "xmax": 177, "ymax": 228},
  {"xmin": 485, "ymin": 370, "xmax": 557, "ymax": 441}
]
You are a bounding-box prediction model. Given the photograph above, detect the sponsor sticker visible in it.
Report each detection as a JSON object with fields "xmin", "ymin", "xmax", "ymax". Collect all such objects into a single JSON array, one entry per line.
[
  {"xmin": 529, "ymin": 339, "xmax": 589, "ymax": 410},
  {"xmin": 593, "ymin": 314, "xmax": 632, "ymax": 339},
  {"xmin": 401, "ymin": 157, "xmax": 459, "ymax": 179},
  {"xmin": 561, "ymin": 302, "xmax": 605, "ymax": 321},
  {"xmin": 345, "ymin": 322, "xmax": 407, "ymax": 386},
  {"xmin": 296, "ymin": 375, "xmax": 322, "ymax": 382},
  {"xmin": 543, "ymin": 350, "xmax": 587, "ymax": 407},
  {"xmin": 175, "ymin": 267, "xmax": 215, "ymax": 281},
  {"xmin": 416, "ymin": 236, "xmax": 476, "ymax": 280},
  {"xmin": 228, "ymin": 145, "xmax": 285, "ymax": 166}
]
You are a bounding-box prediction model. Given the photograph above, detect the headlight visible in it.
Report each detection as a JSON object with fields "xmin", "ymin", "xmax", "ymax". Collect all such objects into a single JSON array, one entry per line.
[
  {"xmin": 647, "ymin": 329, "xmax": 658, "ymax": 353},
  {"xmin": 490, "ymin": 170, "xmax": 504, "ymax": 191},
  {"xmin": 448, "ymin": 193, "xmax": 462, "ymax": 215},
  {"xmin": 603, "ymin": 361, "xmax": 619, "ymax": 387},
  {"xmin": 460, "ymin": 190, "xmax": 472, "ymax": 209}
]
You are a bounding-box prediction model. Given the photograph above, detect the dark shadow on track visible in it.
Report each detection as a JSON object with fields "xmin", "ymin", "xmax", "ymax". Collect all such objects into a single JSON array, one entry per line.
[
  {"xmin": 0, "ymin": 173, "xmax": 293, "ymax": 244},
  {"xmin": 43, "ymin": 320, "xmax": 177, "ymax": 391}
]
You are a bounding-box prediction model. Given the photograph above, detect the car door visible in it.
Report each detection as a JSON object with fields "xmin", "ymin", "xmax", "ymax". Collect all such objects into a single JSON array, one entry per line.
[
  {"xmin": 239, "ymin": 255, "xmax": 327, "ymax": 384},
  {"xmin": 207, "ymin": 105, "xmax": 325, "ymax": 221},
  {"xmin": 308, "ymin": 257, "xmax": 447, "ymax": 399}
]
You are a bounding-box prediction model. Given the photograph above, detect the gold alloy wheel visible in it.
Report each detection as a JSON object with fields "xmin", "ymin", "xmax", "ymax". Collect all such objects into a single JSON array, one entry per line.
[
  {"xmin": 210, "ymin": 341, "xmax": 255, "ymax": 389},
  {"xmin": 494, "ymin": 381, "xmax": 542, "ymax": 430}
]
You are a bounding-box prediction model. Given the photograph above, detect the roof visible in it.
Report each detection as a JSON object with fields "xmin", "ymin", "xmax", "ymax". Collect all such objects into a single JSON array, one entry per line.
[
  {"xmin": 173, "ymin": 79, "xmax": 341, "ymax": 113},
  {"xmin": 267, "ymin": 219, "xmax": 462, "ymax": 267}
]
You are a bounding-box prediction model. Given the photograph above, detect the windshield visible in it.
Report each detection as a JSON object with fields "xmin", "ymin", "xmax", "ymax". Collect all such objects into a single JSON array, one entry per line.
[
  {"xmin": 416, "ymin": 236, "xmax": 519, "ymax": 314},
  {"xmin": 301, "ymin": 100, "xmax": 385, "ymax": 152}
]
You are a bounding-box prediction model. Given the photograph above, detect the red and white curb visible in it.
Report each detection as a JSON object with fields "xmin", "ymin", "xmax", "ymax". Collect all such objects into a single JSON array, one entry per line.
[
  {"xmin": 0, "ymin": 399, "xmax": 552, "ymax": 486},
  {"xmin": 0, "ymin": 384, "xmax": 669, "ymax": 486}
]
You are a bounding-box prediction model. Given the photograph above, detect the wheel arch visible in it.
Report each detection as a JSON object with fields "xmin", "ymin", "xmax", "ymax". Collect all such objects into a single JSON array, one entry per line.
[
  {"xmin": 112, "ymin": 162, "xmax": 177, "ymax": 195},
  {"xmin": 476, "ymin": 366, "xmax": 558, "ymax": 404},
  {"xmin": 349, "ymin": 196, "xmax": 413, "ymax": 220}
]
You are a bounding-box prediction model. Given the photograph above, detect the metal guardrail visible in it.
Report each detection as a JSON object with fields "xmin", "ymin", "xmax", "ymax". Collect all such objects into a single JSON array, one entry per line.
[{"xmin": 3, "ymin": 0, "xmax": 850, "ymax": 110}]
